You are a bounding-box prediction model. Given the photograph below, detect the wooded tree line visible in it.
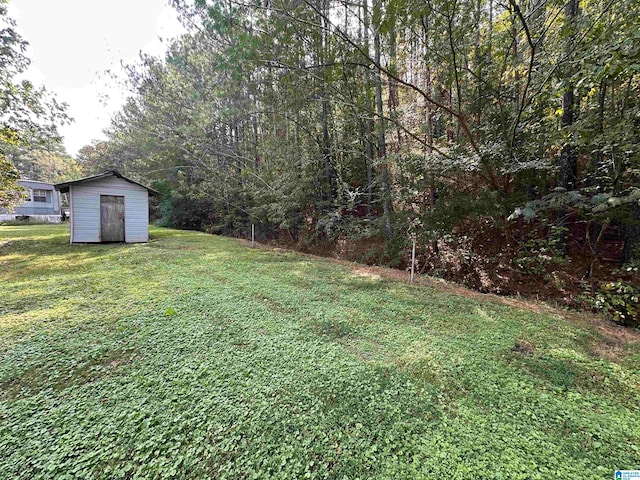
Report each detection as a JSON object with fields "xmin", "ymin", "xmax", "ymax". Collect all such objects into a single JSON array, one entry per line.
[
  {"xmin": 78, "ymin": 0, "xmax": 640, "ymax": 322},
  {"xmin": 0, "ymin": 0, "xmax": 73, "ymax": 203}
]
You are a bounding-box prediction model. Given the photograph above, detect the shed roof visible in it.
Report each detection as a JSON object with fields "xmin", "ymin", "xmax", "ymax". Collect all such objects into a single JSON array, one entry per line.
[{"xmin": 54, "ymin": 170, "xmax": 158, "ymax": 195}]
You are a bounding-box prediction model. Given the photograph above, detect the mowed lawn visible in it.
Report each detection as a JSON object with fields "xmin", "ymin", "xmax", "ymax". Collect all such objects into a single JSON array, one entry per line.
[{"xmin": 1, "ymin": 225, "xmax": 639, "ymax": 479}]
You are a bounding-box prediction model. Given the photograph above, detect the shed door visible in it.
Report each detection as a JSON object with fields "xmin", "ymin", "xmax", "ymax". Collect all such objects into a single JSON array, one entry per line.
[{"xmin": 100, "ymin": 195, "xmax": 125, "ymax": 242}]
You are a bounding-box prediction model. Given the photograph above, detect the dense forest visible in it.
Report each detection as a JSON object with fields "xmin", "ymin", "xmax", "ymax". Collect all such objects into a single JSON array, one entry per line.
[{"xmin": 6, "ymin": 0, "xmax": 640, "ymax": 324}]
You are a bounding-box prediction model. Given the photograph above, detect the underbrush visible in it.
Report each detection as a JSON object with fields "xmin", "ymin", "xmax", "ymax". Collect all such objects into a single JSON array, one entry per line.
[{"xmin": 289, "ymin": 216, "xmax": 639, "ymax": 327}]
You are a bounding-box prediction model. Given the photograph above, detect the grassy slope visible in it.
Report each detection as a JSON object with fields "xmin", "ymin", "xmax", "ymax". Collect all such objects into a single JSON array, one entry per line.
[{"xmin": 0, "ymin": 225, "xmax": 638, "ymax": 479}]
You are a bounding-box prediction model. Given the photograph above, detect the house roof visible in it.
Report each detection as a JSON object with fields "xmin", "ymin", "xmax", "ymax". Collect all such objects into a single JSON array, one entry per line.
[
  {"xmin": 54, "ymin": 170, "xmax": 159, "ymax": 195},
  {"xmin": 19, "ymin": 179, "xmax": 55, "ymax": 190}
]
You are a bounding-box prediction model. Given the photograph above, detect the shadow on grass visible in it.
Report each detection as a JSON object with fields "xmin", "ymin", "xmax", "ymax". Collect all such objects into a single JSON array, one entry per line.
[{"xmin": 0, "ymin": 347, "xmax": 137, "ymax": 400}]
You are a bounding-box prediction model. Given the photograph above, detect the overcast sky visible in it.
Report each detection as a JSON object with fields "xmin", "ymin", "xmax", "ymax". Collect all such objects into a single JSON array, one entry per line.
[{"xmin": 8, "ymin": 0, "xmax": 185, "ymax": 156}]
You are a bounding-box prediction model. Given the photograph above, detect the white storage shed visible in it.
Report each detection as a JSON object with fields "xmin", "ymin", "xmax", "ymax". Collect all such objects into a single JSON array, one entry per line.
[{"xmin": 55, "ymin": 170, "xmax": 157, "ymax": 244}]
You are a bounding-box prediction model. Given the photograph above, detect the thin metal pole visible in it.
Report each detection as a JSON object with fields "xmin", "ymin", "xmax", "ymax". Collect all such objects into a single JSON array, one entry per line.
[
  {"xmin": 410, "ymin": 238, "xmax": 416, "ymax": 282},
  {"xmin": 251, "ymin": 224, "xmax": 255, "ymax": 244}
]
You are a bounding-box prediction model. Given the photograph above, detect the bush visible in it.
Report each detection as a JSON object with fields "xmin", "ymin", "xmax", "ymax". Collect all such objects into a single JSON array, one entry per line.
[
  {"xmin": 512, "ymin": 225, "xmax": 569, "ymax": 275},
  {"xmin": 592, "ymin": 280, "xmax": 639, "ymax": 327},
  {"xmin": 167, "ymin": 194, "xmax": 219, "ymax": 232}
]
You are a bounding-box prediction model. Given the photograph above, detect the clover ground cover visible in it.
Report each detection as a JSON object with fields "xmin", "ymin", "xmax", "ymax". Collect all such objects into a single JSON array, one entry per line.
[{"xmin": 1, "ymin": 225, "xmax": 639, "ymax": 479}]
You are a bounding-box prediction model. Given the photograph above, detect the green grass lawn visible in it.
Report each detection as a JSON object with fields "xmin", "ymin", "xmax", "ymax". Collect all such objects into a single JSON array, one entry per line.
[{"xmin": 1, "ymin": 224, "xmax": 639, "ymax": 479}]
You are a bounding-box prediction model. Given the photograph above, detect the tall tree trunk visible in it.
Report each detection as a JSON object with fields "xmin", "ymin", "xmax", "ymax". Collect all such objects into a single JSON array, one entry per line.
[
  {"xmin": 554, "ymin": 0, "xmax": 579, "ymax": 256},
  {"xmin": 511, "ymin": 4, "xmax": 520, "ymax": 115},
  {"xmin": 558, "ymin": 0, "xmax": 578, "ymax": 191},
  {"xmin": 363, "ymin": 0, "xmax": 375, "ymax": 216},
  {"xmin": 317, "ymin": 0, "xmax": 337, "ymax": 202},
  {"xmin": 623, "ymin": 204, "xmax": 640, "ymax": 263},
  {"xmin": 589, "ymin": 78, "xmax": 606, "ymax": 184},
  {"xmin": 473, "ymin": 0, "xmax": 482, "ymax": 115},
  {"xmin": 388, "ymin": 26, "xmax": 402, "ymax": 148},
  {"xmin": 374, "ymin": 1, "xmax": 393, "ymax": 239},
  {"xmin": 422, "ymin": 25, "xmax": 438, "ymax": 256}
]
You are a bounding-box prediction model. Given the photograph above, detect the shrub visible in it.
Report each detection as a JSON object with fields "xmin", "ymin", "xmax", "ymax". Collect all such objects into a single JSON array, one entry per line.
[
  {"xmin": 593, "ymin": 280, "xmax": 640, "ymax": 327},
  {"xmin": 512, "ymin": 225, "xmax": 569, "ymax": 275}
]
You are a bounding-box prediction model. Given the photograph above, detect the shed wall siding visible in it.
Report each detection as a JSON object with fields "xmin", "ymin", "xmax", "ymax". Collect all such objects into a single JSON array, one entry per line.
[{"xmin": 71, "ymin": 176, "xmax": 149, "ymax": 243}]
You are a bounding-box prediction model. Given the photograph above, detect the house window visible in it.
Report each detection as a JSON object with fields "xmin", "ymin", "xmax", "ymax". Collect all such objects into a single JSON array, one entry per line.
[{"xmin": 33, "ymin": 189, "xmax": 50, "ymax": 203}]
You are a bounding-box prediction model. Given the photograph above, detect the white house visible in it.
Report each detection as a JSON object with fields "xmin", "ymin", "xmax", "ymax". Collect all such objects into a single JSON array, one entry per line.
[
  {"xmin": 0, "ymin": 179, "xmax": 62, "ymax": 223},
  {"xmin": 55, "ymin": 170, "xmax": 157, "ymax": 244}
]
